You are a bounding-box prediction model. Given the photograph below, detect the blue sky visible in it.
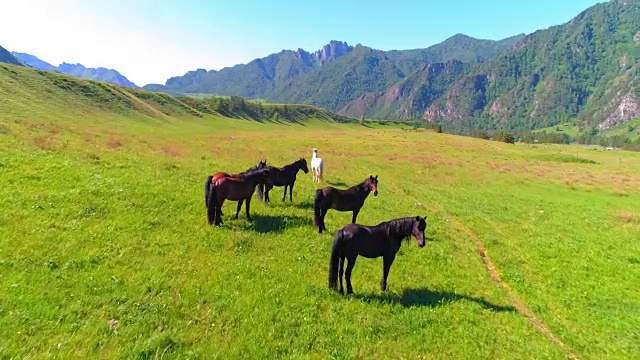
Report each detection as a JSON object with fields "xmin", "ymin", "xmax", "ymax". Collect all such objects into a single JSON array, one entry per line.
[{"xmin": 1, "ymin": 0, "xmax": 604, "ymax": 86}]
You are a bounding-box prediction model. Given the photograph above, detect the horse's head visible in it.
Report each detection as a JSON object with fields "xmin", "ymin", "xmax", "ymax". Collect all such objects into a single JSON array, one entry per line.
[
  {"xmin": 298, "ymin": 158, "xmax": 309, "ymax": 174},
  {"xmin": 366, "ymin": 175, "xmax": 379, "ymax": 196},
  {"xmin": 413, "ymin": 215, "xmax": 428, "ymax": 247}
]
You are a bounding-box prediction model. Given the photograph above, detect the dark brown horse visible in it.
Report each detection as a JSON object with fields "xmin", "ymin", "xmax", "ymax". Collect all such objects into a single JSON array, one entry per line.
[
  {"xmin": 314, "ymin": 175, "xmax": 378, "ymax": 233},
  {"xmin": 206, "ymin": 168, "xmax": 271, "ymax": 226},
  {"xmin": 328, "ymin": 216, "xmax": 428, "ymax": 294},
  {"xmin": 258, "ymin": 158, "xmax": 309, "ymax": 203},
  {"xmin": 204, "ymin": 159, "xmax": 267, "ymax": 216}
]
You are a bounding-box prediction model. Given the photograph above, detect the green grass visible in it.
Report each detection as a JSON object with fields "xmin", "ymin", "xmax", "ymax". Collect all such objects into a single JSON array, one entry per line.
[
  {"xmin": 1, "ymin": 62, "xmax": 640, "ymax": 359},
  {"xmin": 601, "ymin": 118, "xmax": 640, "ymax": 140},
  {"xmin": 530, "ymin": 154, "xmax": 598, "ymax": 164},
  {"xmin": 534, "ymin": 122, "xmax": 581, "ymax": 138}
]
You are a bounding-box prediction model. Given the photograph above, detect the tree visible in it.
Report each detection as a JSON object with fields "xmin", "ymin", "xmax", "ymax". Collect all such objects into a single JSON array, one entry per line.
[{"xmin": 495, "ymin": 131, "xmax": 515, "ymax": 144}]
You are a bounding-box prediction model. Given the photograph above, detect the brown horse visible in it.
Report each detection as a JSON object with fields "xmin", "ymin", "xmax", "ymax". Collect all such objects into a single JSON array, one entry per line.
[
  {"xmin": 314, "ymin": 175, "xmax": 378, "ymax": 233},
  {"xmin": 206, "ymin": 167, "xmax": 271, "ymax": 226},
  {"xmin": 204, "ymin": 159, "xmax": 267, "ymax": 215}
]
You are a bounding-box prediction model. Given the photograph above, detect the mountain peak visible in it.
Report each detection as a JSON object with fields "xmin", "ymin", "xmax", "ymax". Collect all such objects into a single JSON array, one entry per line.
[{"xmin": 313, "ymin": 40, "xmax": 354, "ymax": 64}]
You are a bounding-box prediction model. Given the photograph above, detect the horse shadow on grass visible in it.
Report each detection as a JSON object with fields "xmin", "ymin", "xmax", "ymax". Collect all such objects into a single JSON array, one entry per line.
[
  {"xmin": 244, "ymin": 214, "xmax": 314, "ymax": 234},
  {"xmin": 326, "ymin": 181, "xmax": 349, "ymax": 188},
  {"xmin": 355, "ymin": 287, "xmax": 516, "ymax": 312},
  {"xmin": 293, "ymin": 200, "xmax": 314, "ymax": 210}
]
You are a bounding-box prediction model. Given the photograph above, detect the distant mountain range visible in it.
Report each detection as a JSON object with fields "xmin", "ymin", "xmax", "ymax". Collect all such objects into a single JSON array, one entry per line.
[
  {"xmin": 9, "ymin": 52, "xmax": 138, "ymax": 88},
  {"xmin": 1, "ymin": 0, "xmax": 638, "ymax": 133},
  {"xmin": 143, "ymin": 34, "xmax": 524, "ymax": 111},
  {"xmin": 145, "ymin": 0, "xmax": 639, "ymax": 132},
  {"xmin": 0, "ymin": 45, "xmax": 24, "ymax": 66}
]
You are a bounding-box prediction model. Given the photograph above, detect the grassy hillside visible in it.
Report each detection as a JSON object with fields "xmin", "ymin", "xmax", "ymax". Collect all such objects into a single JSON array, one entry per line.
[
  {"xmin": 0, "ymin": 63, "xmax": 355, "ymax": 126},
  {"xmin": 1, "ymin": 59, "xmax": 640, "ymax": 359}
]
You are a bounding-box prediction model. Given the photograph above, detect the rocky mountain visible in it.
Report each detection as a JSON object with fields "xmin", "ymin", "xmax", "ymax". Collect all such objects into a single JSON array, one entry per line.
[
  {"xmin": 0, "ymin": 46, "xmax": 24, "ymax": 66},
  {"xmin": 11, "ymin": 52, "xmax": 138, "ymax": 88},
  {"xmin": 146, "ymin": 34, "xmax": 524, "ymax": 109},
  {"xmin": 146, "ymin": 40, "xmax": 356, "ymax": 97},
  {"xmin": 338, "ymin": 60, "xmax": 470, "ymax": 119}
]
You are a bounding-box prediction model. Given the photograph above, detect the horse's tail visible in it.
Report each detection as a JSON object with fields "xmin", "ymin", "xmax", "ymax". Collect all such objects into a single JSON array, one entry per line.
[
  {"xmin": 314, "ymin": 189, "xmax": 324, "ymax": 227},
  {"xmin": 328, "ymin": 230, "xmax": 343, "ymax": 290},
  {"xmin": 257, "ymin": 182, "xmax": 264, "ymax": 201},
  {"xmin": 204, "ymin": 175, "xmax": 213, "ymax": 208},
  {"xmin": 207, "ymin": 183, "xmax": 217, "ymax": 225}
]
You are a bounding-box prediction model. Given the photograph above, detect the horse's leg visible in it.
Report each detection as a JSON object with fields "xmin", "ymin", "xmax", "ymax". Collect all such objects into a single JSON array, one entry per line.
[
  {"xmin": 320, "ymin": 207, "xmax": 328, "ymax": 232},
  {"xmin": 235, "ymin": 199, "xmax": 244, "ymax": 220},
  {"xmin": 352, "ymin": 209, "xmax": 360, "ymax": 224},
  {"xmin": 289, "ymin": 182, "xmax": 294, "ymax": 202},
  {"xmin": 338, "ymin": 254, "xmax": 345, "ymax": 295},
  {"xmin": 282, "ymin": 184, "xmax": 287, "ymax": 202},
  {"xmin": 381, "ymin": 254, "xmax": 396, "ymax": 292},
  {"xmin": 245, "ymin": 197, "xmax": 252, "ymax": 221},
  {"xmin": 345, "ymin": 255, "xmax": 357, "ymax": 295},
  {"xmin": 216, "ymin": 199, "xmax": 225, "ymax": 226}
]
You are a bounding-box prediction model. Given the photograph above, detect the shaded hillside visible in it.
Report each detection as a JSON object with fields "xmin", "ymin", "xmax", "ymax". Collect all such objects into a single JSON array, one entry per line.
[
  {"xmin": 0, "ymin": 46, "xmax": 24, "ymax": 66},
  {"xmin": 11, "ymin": 52, "xmax": 139, "ymax": 88},
  {"xmin": 423, "ymin": 0, "xmax": 639, "ymax": 131},
  {"xmin": 149, "ymin": 35, "xmax": 522, "ymax": 110},
  {"xmin": 338, "ymin": 60, "xmax": 470, "ymax": 119},
  {"xmin": 0, "ymin": 62, "xmax": 355, "ymax": 125}
]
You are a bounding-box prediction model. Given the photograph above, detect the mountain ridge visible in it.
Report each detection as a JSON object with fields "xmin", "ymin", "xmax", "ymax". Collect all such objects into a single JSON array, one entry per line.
[
  {"xmin": 11, "ymin": 52, "xmax": 139, "ymax": 88},
  {"xmin": 148, "ymin": 33, "xmax": 524, "ymax": 111}
]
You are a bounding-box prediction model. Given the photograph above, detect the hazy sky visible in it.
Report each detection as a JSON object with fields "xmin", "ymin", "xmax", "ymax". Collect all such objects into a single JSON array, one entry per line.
[{"xmin": 1, "ymin": 0, "xmax": 604, "ymax": 86}]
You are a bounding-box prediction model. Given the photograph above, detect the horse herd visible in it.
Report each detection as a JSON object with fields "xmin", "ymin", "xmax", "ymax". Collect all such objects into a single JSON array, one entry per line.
[{"xmin": 203, "ymin": 151, "xmax": 429, "ymax": 295}]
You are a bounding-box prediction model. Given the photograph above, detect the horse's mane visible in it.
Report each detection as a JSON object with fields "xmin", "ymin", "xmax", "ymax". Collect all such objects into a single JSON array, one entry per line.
[
  {"xmin": 380, "ymin": 217, "xmax": 417, "ymax": 243},
  {"xmin": 347, "ymin": 177, "xmax": 371, "ymax": 191},
  {"xmin": 241, "ymin": 167, "xmax": 269, "ymax": 179},
  {"xmin": 282, "ymin": 158, "xmax": 306, "ymax": 170}
]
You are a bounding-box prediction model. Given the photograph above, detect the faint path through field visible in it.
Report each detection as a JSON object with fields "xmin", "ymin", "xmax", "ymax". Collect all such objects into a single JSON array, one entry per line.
[{"xmin": 387, "ymin": 179, "xmax": 582, "ymax": 360}]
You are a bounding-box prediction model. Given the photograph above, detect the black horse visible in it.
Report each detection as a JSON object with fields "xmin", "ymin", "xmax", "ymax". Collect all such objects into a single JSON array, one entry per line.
[
  {"xmin": 314, "ymin": 175, "xmax": 378, "ymax": 233},
  {"xmin": 328, "ymin": 216, "xmax": 428, "ymax": 294},
  {"xmin": 258, "ymin": 158, "xmax": 309, "ymax": 203}
]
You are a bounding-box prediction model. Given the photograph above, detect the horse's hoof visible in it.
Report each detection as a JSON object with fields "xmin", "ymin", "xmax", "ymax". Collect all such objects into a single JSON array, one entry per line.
[{"xmin": 247, "ymin": 218, "xmax": 253, "ymax": 222}]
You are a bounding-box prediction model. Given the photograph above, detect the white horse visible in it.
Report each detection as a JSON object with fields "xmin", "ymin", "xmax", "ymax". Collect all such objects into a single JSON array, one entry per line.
[{"xmin": 311, "ymin": 148, "xmax": 324, "ymax": 183}]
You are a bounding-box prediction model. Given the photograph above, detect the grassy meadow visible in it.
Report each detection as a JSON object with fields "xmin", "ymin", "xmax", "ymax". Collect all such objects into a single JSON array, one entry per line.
[{"xmin": 1, "ymin": 63, "xmax": 640, "ymax": 359}]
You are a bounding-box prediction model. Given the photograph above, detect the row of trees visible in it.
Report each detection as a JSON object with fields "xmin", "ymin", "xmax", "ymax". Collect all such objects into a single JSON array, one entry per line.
[{"xmin": 457, "ymin": 125, "xmax": 639, "ymax": 151}]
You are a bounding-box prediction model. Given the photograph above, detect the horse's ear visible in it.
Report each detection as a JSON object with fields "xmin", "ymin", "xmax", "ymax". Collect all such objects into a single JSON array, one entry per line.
[
  {"xmin": 375, "ymin": 175, "xmax": 378, "ymax": 180},
  {"xmin": 415, "ymin": 216, "xmax": 420, "ymax": 221}
]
